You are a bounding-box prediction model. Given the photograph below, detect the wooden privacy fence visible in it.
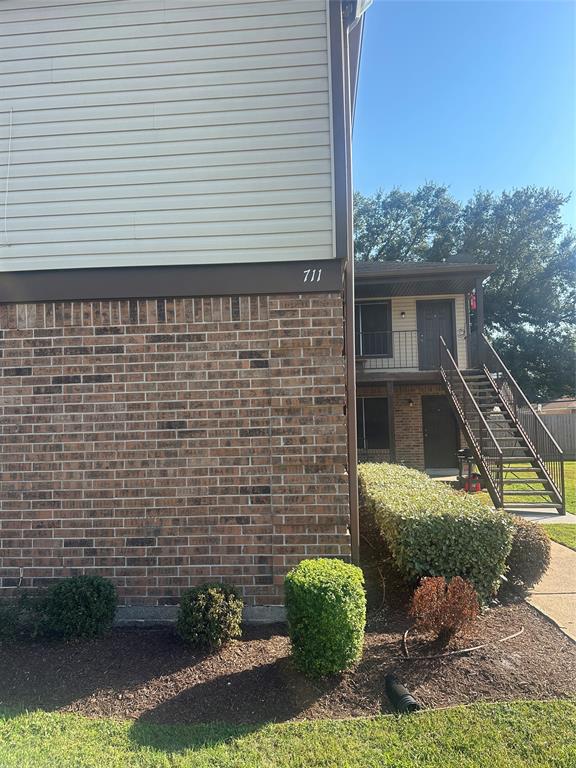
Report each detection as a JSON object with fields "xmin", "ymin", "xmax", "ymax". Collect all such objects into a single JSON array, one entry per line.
[{"xmin": 535, "ymin": 413, "xmax": 576, "ymax": 460}]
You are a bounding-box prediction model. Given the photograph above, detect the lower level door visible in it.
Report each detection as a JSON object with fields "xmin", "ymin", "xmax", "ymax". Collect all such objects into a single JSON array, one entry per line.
[{"xmin": 422, "ymin": 395, "xmax": 459, "ymax": 468}]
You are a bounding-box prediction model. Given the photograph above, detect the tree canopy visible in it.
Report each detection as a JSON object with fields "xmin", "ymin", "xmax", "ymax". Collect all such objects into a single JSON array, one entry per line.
[{"xmin": 354, "ymin": 183, "xmax": 575, "ymax": 401}]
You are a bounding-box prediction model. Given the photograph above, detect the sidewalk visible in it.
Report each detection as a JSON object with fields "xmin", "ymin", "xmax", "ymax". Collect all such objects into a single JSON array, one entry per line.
[
  {"xmin": 526, "ymin": 539, "xmax": 576, "ymax": 641},
  {"xmin": 514, "ymin": 510, "xmax": 576, "ymax": 524}
]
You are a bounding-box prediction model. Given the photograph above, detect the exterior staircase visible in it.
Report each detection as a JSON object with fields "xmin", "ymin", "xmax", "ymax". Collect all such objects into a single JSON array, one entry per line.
[{"xmin": 439, "ymin": 335, "xmax": 565, "ymax": 514}]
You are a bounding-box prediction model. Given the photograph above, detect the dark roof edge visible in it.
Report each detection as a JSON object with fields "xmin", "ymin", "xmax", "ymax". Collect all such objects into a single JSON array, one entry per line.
[{"xmin": 354, "ymin": 262, "xmax": 496, "ymax": 280}]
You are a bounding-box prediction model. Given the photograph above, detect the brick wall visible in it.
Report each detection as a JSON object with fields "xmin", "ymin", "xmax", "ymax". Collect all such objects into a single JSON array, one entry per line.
[
  {"xmin": 357, "ymin": 382, "xmax": 457, "ymax": 470},
  {"xmin": 0, "ymin": 293, "xmax": 350, "ymax": 618},
  {"xmin": 392, "ymin": 383, "xmax": 448, "ymax": 469}
]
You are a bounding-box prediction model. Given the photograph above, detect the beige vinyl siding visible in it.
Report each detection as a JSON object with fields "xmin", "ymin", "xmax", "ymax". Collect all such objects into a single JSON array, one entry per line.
[
  {"xmin": 0, "ymin": 0, "xmax": 335, "ymax": 272},
  {"xmin": 360, "ymin": 294, "xmax": 469, "ymax": 371}
]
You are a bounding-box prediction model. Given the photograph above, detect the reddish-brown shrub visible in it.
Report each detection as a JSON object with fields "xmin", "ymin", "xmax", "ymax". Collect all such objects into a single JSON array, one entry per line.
[{"xmin": 409, "ymin": 576, "xmax": 480, "ymax": 642}]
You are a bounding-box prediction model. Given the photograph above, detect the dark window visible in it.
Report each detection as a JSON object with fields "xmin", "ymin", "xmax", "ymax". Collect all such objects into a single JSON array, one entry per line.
[
  {"xmin": 355, "ymin": 301, "xmax": 392, "ymax": 356},
  {"xmin": 357, "ymin": 397, "xmax": 390, "ymax": 450}
]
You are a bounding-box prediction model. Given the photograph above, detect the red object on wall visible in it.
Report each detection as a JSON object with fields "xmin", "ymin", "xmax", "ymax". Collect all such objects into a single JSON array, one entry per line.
[{"xmin": 470, "ymin": 292, "xmax": 477, "ymax": 311}]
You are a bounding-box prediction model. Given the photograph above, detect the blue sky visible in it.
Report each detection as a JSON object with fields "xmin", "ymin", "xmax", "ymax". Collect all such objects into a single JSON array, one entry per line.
[{"xmin": 353, "ymin": 0, "xmax": 576, "ymax": 226}]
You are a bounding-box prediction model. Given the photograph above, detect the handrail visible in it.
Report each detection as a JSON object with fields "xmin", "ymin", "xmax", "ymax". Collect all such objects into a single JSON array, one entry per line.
[
  {"xmin": 480, "ymin": 334, "xmax": 564, "ymax": 455},
  {"xmin": 440, "ymin": 339, "xmax": 503, "ymax": 455},
  {"xmin": 479, "ymin": 333, "xmax": 564, "ymax": 512},
  {"xmin": 439, "ymin": 336, "xmax": 504, "ymax": 507}
]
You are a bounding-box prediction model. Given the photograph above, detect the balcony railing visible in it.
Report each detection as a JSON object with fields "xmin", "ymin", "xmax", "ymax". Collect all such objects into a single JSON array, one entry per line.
[{"xmin": 355, "ymin": 330, "xmax": 419, "ymax": 370}]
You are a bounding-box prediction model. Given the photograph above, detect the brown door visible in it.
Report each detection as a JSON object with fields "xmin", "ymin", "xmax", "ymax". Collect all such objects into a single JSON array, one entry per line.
[
  {"xmin": 416, "ymin": 300, "xmax": 455, "ymax": 370},
  {"xmin": 422, "ymin": 395, "xmax": 459, "ymax": 468}
]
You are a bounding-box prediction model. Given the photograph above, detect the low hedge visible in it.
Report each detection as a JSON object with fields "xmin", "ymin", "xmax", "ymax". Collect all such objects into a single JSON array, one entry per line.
[
  {"xmin": 285, "ymin": 558, "xmax": 366, "ymax": 677},
  {"xmin": 358, "ymin": 463, "xmax": 514, "ymax": 599}
]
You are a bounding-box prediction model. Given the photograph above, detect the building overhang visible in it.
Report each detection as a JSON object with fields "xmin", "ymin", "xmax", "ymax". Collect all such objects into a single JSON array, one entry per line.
[{"xmin": 355, "ymin": 262, "xmax": 496, "ymax": 299}]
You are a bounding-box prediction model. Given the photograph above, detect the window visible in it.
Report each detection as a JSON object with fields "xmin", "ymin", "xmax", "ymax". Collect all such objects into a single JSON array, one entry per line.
[
  {"xmin": 355, "ymin": 301, "xmax": 392, "ymax": 356},
  {"xmin": 357, "ymin": 397, "xmax": 390, "ymax": 450}
]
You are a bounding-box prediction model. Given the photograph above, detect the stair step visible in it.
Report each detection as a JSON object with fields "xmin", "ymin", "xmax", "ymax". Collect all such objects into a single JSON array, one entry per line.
[
  {"xmin": 500, "ymin": 465, "xmax": 540, "ymax": 471},
  {"xmin": 497, "ymin": 441, "xmax": 527, "ymax": 445},
  {"xmin": 504, "ymin": 503, "xmax": 563, "ymax": 509},
  {"xmin": 502, "ymin": 478, "xmax": 548, "ymax": 484},
  {"xmin": 501, "ymin": 456, "xmax": 536, "ymax": 461},
  {"xmin": 480, "ymin": 405, "xmax": 510, "ymax": 411},
  {"xmin": 503, "ymin": 490, "xmax": 554, "ymax": 497}
]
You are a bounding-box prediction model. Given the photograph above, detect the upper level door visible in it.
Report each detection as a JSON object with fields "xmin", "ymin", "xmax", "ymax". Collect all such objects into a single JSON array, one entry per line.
[{"xmin": 416, "ymin": 300, "xmax": 455, "ymax": 370}]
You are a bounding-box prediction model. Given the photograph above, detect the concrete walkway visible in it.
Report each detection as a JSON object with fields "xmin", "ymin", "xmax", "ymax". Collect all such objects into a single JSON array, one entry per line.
[
  {"xmin": 514, "ymin": 510, "xmax": 576, "ymax": 524},
  {"xmin": 526, "ymin": 539, "xmax": 576, "ymax": 642}
]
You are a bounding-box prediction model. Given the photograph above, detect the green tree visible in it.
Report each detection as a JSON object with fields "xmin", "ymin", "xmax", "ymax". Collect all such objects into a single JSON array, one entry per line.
[
  {"xmin": 354, "ymin": 183, "xmax": 461, "ymax": 263},
  {"xmin": 354, "ymin": 184, "xmax": 575, "ymax": 401}
]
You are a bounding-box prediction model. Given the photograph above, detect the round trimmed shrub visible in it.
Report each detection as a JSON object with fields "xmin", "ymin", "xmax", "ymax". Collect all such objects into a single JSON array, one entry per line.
[
  {"xmin": 285, "ymin": 558, "xmax": 366, "ymax": 677},
  {"xmin": 505, "ymin": 517, "xmax": 551, "ymax": 590},
  {"xmin": 44, "ymin": 575, "xmax": 117, "ymax": 639},
  {"xmin": 176, "ymin": 583, "xmax": 243, "ymax": 649}
]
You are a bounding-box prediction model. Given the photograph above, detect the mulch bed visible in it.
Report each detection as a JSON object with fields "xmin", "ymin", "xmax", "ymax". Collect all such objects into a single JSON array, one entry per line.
[{"xmin": 0, "ymin": 600, "xmax": 574, "ymax": 725}]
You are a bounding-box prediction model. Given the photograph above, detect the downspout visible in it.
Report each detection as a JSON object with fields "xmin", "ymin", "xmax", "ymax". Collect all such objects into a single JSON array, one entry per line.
[
  {"xmin": 342, "ymin": 6, "xmax": 361, "ymax": 565},
  {"xmin": 344, "ymin": 224, "xmax": 359, "ymax": 564},
  {"xmin": 475, "ymin": 276, "xmax": 485, "ymax": 366},
  {"xmin": 332, "ymin": 1, "xmax": 368, "ymax": 565}
]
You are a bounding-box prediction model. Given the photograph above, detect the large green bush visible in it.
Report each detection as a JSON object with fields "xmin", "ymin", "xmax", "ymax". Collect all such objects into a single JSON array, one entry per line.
[
  {"xmin": 176, "ymin": 583, "xmax": 243, "ymax": 649},
  {"xmin": 505, "ymin": 516, "xmax": 551, "ymax": 590},
  {"xmin": 284, "ymin": 558, "xmax": 366, "ymax": 677},
  {"xmin": 44, "ymin": 575, "xmax": 117, "ymax": 639},
  {"xmin": 358, "ymin": 463, "xmax": 514, "ymax": 599}
]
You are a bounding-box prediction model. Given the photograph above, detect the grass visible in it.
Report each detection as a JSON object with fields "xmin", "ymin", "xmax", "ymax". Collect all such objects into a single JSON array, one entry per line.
[
  {"xmin": 564, "ymin": 461, "xmax": 576, "ymax": 515},
  {"xmin": 543, "ymin": 525, "xmax": 576, "ymax": 551},
  {"xmin": 0, "ymin": 701, "xmax": 575, "ymax": 768}
]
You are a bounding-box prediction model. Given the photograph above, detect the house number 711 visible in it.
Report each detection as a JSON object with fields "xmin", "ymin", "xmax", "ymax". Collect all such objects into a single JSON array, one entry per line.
[{"xmin": 303, "ymin": 268, "xmax": 322, "ymax": 283}]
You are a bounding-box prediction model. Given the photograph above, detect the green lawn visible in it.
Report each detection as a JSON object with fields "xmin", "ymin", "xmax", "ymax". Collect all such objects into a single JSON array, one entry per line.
[
  {"xmin": 543, "ymin": 525, "xmax": 576, "ymax": 551},
  {"xmin": 0, "ymin": 701, "xmax": 575, "ymax": 768},
  {"xmin": 564, "ymin": 461, "xmax": 576, "ymax": 515}
]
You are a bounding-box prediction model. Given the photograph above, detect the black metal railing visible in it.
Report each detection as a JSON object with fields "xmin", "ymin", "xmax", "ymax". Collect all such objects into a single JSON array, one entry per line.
[
  {"xmin": 440, "ymin": 336, "xmax": 504, "ymax": 506},
  {"xmin": 355, "ymin": 330, "xmax": 419, "ymax": 369},
  {"xmin": 479, "ymin": 334, "xmax": 565, "ymax": 508}
]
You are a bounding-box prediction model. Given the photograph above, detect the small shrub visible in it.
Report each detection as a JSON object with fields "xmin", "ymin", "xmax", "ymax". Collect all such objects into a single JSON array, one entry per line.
[
  {"xmin": 410, "ymin": 576, "xmax": 480, "ymax": 642},
  {"xmin": 358, "ymin": 463, "xmax": 514, "ymax": 599},
  {"xmin": 505, "ymin": 517, "xmax": 551, "ymax": 590},
  {"xmin": 0, "ymin": 603, "xmax": 20, "ymax": 644},
  {"xmin": 177, "ymin": 583, "xmax": 243, "ymax": 649},
  {"xmin": 0, "ymin": 593, "xmax": 50, "ymax": 643},
  {"xmin": 285, "ymin": 558, "xmax": 366, "ymax": 677},
  {"xmin": 44, "ymin": 575, "xmax": 117, "ymax": 639}
]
